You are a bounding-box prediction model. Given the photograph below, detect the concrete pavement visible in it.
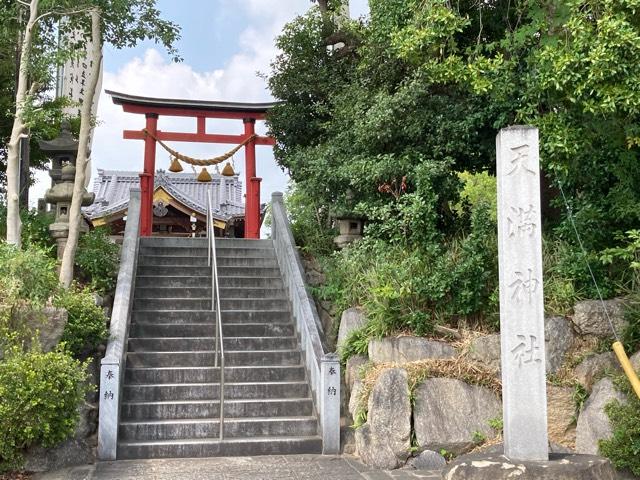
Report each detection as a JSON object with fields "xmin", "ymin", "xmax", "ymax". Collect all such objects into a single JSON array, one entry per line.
[{"xmin": 33, "ymin": 455, "xmax": 442, "ymax": 480}]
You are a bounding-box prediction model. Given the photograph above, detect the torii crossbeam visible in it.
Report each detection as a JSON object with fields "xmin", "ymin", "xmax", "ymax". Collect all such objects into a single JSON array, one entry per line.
[{"xmin": 107, "ymin": 90, "xmax": 278, "ymax": 238}]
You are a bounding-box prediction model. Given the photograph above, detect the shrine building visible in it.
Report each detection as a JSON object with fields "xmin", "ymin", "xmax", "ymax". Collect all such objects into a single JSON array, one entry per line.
[{"xmin": 82, "ymin": 168, "xmax": 255, "ymax": 237}]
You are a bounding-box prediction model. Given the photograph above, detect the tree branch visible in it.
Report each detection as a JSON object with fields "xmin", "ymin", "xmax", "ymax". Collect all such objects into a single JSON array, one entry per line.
[
  {"xmin": 34, "ymin": 6, "xmax": 96, "ymax": 24},
  {"xmin": 311, "ymin": 0, "xmax": 329, "ymax": 13}
]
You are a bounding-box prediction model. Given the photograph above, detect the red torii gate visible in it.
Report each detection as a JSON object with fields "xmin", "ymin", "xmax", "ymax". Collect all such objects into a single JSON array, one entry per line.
[{"xmin": 107, "ymin": 90, "xmax": 277, "ymax": 239}]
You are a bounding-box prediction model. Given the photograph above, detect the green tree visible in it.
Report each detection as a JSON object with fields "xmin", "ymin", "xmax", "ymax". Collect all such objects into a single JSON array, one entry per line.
[
  {"xmin": 4, "ymin": 0, "xmax": 180, "ymax": 249},
  {"xmin": 268, "ymin": 0, "xmax": 640, "ymax": 295}
]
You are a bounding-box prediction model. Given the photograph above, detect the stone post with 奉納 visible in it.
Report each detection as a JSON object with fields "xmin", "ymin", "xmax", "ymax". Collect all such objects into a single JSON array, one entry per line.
[{"xmin": 441, "ymin": 126, "xmax": 617, "ymax": 480}]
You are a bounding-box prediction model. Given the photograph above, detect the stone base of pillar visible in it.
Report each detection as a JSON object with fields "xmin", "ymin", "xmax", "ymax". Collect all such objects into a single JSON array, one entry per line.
[{"xmin": 442, "ymin": 453, "xmax": 616, "ymax": 480}]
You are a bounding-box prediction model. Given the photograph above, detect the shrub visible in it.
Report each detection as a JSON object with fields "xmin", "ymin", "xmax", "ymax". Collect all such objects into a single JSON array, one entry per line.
[
  {"xmin": 600, "ymin": 391, "xmax": 640, "ymax": 475},
  {"xmin": 327, "ymin": 204, "xmax": 500, "ymax": 365},
  {"xmin": 285, "ymin": 185, "xmax": 336, "ymax": 257},
  {"xmin": 0, "ymin": 348, "xmax": 88, "ymax": 471},
  {"xmin": 600, "ymin": 229, "xmax": 640, "ymax": 292},
  {"xmin": 453, "ymin": 171, "xmax": 497, "ymax": 223},
  {"xmin": 543, "ymin": 238, "xmax": 582, "ymax": 315},
  {"xmin": 621, "ymin": 294, "xmax": 640, "ymax": 354},
  {"xmin": 55, "ymin": 288, "xmax": 108, "ymax": 358},
  {"xmin": 0, "ymin": 208, "xmax": 56, "ymax": 255},
  {"xmin": 75, "ymin": 228, "xmax": 120, "ymax": 294},
  {"xmin": 0, "ymin": 242, "xmax": 58, "ymax": 306}
]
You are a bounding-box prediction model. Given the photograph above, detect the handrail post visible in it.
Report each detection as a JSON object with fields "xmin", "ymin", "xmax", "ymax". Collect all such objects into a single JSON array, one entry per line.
[
  {"xmin": 98, "ymin": 188, "xmax": 142, "ymax": 460},
  {"xmin": 270, "ymin": 192, "xmax": 341, "ymax": 454},
  {"xmin": 207, "ymin": 189, "xmax": 225, "ymax": 440}
]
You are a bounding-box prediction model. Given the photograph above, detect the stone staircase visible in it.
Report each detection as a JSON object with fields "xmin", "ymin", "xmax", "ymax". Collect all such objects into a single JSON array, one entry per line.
[{"xmin": 117, "ymin": 237, "xmax": 322, "ymax": 459}]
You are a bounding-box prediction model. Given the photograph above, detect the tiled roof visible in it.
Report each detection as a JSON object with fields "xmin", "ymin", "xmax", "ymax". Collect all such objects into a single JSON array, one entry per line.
[{"xmin": 82, "ymin": 169, "xmax": 244, "ymax": 222}]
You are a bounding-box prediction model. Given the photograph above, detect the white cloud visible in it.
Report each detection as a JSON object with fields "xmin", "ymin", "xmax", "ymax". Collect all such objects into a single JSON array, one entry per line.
[{"xmin": 30, "ymin": 0, "xmax": 370, "ymax": 209}]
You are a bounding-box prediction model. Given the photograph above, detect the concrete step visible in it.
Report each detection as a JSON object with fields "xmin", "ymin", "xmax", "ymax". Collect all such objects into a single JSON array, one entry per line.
[
  {"xmin": 119, "ymin": 417, "xmax": 318, "ymax": 441},
  {"xmin": 122, "ymin": 381, "xmax": 310, "ymax": 402},
  {"xmin": 140, "ymin": 246, "xmax": 277, "ymax": 259},
  {"xmin": 216, "ymin": 239, "xmax": 274, "ymax": 248},
  {"xmin": 136, "ymin": 265, "xmax": 281, "ymax": 277},
  {"xmin": 130, "ymin": 322, "xmax": 295, "ymax": 338},
  {"xmin": 120, "ymin": 398, "xmax": 315, "ymax": 420},
  {"xmin": 136, "ymin": 265, "xmax": 211, "ymax": 277},
  {"xmin": 138, "ymin": 255, "xmax": 278, "ymax": 268},
  {"xmin": 136, "ymin": 275, "xmax": 284, "ymax": 289},
  {"xmin": 116, "ymin": 435, "xmax": 322, "ymax": 459},
  {"xmin": 133, "ymin": 298, "xmax": 290, "ymax": 311},
  {"xmin": 128, "ymin": 336, "xmax": 298, "ymax": 352},
  {"xmin": 134, "ymin": 286, "xmax": 286, "ymax": 299},
  {"xmin": 139, "ymin": 237, "xmax": 273, "ymax": 248},
  {"xmin": 125, "ymin": 365, "xmax": 306, "ymax": 384},
  {"xmin": 126, "ymin": 350, "xmax": 302, "ymax": 368},
  {"xmin": 140, "ymin": 237, "xmax": 208, "ymax": 248},
  {"xmin": 131, "ymin": 310, "xmax": 291, "ymax": 325}
]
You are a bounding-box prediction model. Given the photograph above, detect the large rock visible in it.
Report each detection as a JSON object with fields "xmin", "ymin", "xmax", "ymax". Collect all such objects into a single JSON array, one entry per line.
[
  {"xmin": 349, "ymin": 376, "xmax": 364, "ymax": 419},
  {"xmin": 368, "ymin": 336, "xmax": 457, "ymax": 364},
  {"xmin": 467, "ymin": 317, "xmax": 574, "ymax": 374},
  {"xmin": 406, "ymin": 450, "xmax": 447, "ymax": 470},
  {"xmin": 355, "ymin": 368, "xmax": 411, "ymax": 469},
  {"xmin": 631, "ymin": 350, "xmax": 640, "ymax": 371},
  {"xmin": 572, "ymin": 298, "xmax": 628, "ymax": 338},
  {"xmin": 74, "ymin": 402, "xmax": 98, "ymax": 440},
  {"xmin": 574, "ymin": 352, "xmax": 620, "ymax": 392},
  {"xmin": 337, "ymin": 308, "xmax": 367, "ymax": 348},
  {"xmin": 16, "ymin": 306, "xmax": 68, "ymax": 353},
  {"xmin": 302, "ymin": 256, "xmax": 326, "ymax": 287},
  {"xmin": 481, "ymin": 442, "xmax": 573, "ymax": 455},
  {"xmin": 23, "ymin": 439, "xmax": 94, "ymax": 473},
  {"xmin": 413, "ymin": 378, "xmax": 501, "ymax": 455},
  {"xmin": 547, "ymin": 385, "xmax": 576, "ymax": 447},
  {"xmin": 576, "ymin": 378, "xmax": 627, "ymax": 455},
  {"xmin": 545, "ymin": 316, "xmax": 575, "ymax": 373},
  {"xmin": 317, "ymin": 302, "xmax": 335, "ymax": 347},
  {"xmin": 468, "ymin": 334, "xmax": 500, "ymax": 371},
  {"xmin": 345, "ymin": 355, "xmax": 368, "ymax": 394},
  {"xmin": 442, "ymin": 452, "xmax": 616, "ymax": 480}
]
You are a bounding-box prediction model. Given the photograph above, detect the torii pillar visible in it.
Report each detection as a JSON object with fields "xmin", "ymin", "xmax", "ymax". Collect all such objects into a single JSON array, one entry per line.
[{"xmin": 244, "ymin": 118, "xmax": 261, "ymax": 240}]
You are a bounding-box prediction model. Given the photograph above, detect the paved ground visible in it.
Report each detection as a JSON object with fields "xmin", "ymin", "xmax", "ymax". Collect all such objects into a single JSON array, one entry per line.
[{"xmin": 33, "ymin": 456, "xmax": 442, "ymax": 480}]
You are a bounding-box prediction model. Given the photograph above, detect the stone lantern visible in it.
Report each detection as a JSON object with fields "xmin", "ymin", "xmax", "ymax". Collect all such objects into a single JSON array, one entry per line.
[
  {"xmin": 333, "ymin": 216, "xmax": 364, "ymax": 249},
  {"xmin": 332, "ymin": 189, "xmax": 364, "ymax": 249},
  {"xmin": 44, "ymin": 163, "xmax": 95, "ymax": 258},
  {"xmin": 38, "ymin": 120, "xmax": 79, "ymax": 190}
]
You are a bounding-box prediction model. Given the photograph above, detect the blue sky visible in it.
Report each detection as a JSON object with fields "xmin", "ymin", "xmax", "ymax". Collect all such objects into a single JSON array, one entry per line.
[{"xmin": 32, "ymin": 0, "xmax": 370, "ymax": 208}]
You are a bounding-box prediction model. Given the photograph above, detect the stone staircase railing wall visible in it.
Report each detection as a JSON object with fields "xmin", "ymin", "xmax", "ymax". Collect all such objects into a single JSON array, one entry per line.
[
  {"xmin": 97, "ymin": 189, "xmax": 142, "ymax": 460},
  {"xmin": 270, "ymin": 192, "xmax": 341, "ymax": 454}
]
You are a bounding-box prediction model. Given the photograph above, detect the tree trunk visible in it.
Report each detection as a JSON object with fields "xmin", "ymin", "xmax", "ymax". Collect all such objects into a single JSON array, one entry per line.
[
  {"xmin": 59, "ymin": 9, "xmax": 102, "ymax": 288},
  {"xmin": 6, "ymin": 0, "xmax": 39, "ymax": 246}
]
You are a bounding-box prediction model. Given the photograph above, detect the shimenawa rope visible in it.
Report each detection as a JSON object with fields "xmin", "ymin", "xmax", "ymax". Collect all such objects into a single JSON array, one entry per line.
[{"xmin": 143, "ymin": 128, "xmax": 256, "ymax": 167}]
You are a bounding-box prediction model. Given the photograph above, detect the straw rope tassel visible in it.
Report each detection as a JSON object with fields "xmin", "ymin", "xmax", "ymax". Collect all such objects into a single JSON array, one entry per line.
[
  {"xmin": 168, "ymin": 156, "xmax": 183, "ymax": 172},
  {"xmin": 197, "ymin": 167, "xmax": 212, "ymax": 182}
]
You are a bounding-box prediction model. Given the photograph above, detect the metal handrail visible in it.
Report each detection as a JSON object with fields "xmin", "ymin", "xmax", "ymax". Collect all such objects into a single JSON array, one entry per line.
[{"xmin": 207, "ymin": 189, "xmax": 225, "ymax": 440}]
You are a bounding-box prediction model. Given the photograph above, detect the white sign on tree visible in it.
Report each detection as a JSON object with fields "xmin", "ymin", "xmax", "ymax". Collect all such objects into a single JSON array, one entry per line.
[
  {"xmin": 497, "ymin": 126, "xmax": 549, "ymax": 461},
  {"xmin": 58, "ymin": 26, "xmax": 103, "ymax": 187}
]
